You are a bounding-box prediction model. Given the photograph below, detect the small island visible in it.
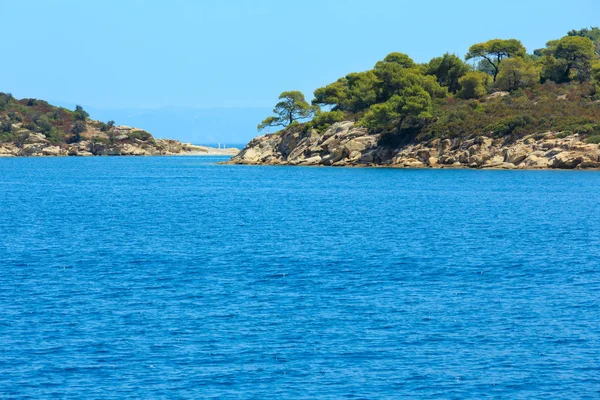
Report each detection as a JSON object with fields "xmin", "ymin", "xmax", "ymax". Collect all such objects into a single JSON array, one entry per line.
[
  {"xmin": 230, "ymin": 27, "xmax": 600, "ymax": 169},
  {"xmin": 0, "ymin": 95, "xmax": 237, "ymax": 157}
]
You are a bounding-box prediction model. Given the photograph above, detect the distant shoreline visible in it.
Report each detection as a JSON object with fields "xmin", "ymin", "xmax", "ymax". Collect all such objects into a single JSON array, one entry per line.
[{"xmin": 0, "ymin": 145, "xmax": 239, "ymax": 158}]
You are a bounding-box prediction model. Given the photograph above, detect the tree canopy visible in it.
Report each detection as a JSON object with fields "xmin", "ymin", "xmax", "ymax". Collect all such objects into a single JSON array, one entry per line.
[
  {"xmin": 568, "ymin": 27, "xmax": 600, "ymax": 55},
  {"xmin": 258, "ymin": 26, "xmax": 600, "ymax": 146},
  {"xmin": 258, "ymin": 91, "xmax": 316, "ymax": 131},
  {"xmin": 458, "ymin": 71, "xmax": 490, "ymax": 99},
  {"xmin": 496, "ymin": 57, "xmax": 541, "ymax": 92},
  {"xmin": 360, "ymin": 87, "xmax": 432, "ymax": 132},
  {"xmin": 540, "ymin": 36, "xmax": 596, "ymax": 83},
  {"xmin": 426, "ymin": 53, "xmax": 470, "ymax": 94},
  {"xmin": 466, "ymin": 39, "xmax": 526, "ymax": 81}
]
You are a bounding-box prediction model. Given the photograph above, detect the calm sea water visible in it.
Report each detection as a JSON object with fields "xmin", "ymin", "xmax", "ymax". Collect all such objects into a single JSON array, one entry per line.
[{"xmin": 1, "ymin": 156, "xmax": 599, "ymax": 399}]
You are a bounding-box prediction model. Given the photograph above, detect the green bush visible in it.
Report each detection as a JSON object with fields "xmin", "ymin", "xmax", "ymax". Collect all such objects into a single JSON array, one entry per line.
[
  {"xmin": 70, "ymin": 120, "xmax": 87, "ymax": 142},
  {"xmin": 458, "ymin": 71, "xmax": 490, "ymax": 99},
  {"xmin": 99, "ymin": 120, "xmax": 115, "ymax": 132},
  {"xmin": 1, "ymin": 120, "xmax": 12, "ymax": 133},
  {"xmin": 556, "ymin": 130, "xmax": 573, "ymax": 138},
  {"xmin": 23, "ymin": 122, "xmax": 37, "ymax": 131},
  {"xmin": 45, "ymin": 128, "xmax": 64, "ymax": 145},
  {"xmin": 0, "ymin": 93, "xmax": 13, "ymax": 111},
  {"xmin": 91, "ymin": 136, "xmax": 110, "ymax": 144},
  {"xmin": 129, "ymin": 130, "xmax": 152, "ymax": 141},
  {"xmin": 35, "ymin": 116, "xmax": 53, "ymax": 134},
  {"xmin": 487, "ymin": 115, "xmax": 532, "ymax": 137},
  {"xmin": 586, "ymin": 135, "xmax": 600, "ymax": 144},
  {"xmin": 73, "ymin": 105, "xmax": 89, "ymax": 122},
  {"xmin": 308, "ymin": 110, "xmax": 346, "ymax": 133}
]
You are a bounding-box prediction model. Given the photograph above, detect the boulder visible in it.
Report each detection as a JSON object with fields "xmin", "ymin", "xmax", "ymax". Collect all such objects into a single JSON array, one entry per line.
[
  {"xmin": 503, "ymin": 144, "xmax": 531, "ymax": 164},
  {"xmin": 359, "ymin": 150, "xmax": 376, "ymax": 164},
  {"xmin": 551, "ymin": 152, "xmax": 585, "ymax": 169},
  {"xmin": 20, "ymin": 143, "xmax": 46, "ymax": 156},
  {"xmin": 348, "ymin": 150, "xmax": 362, "ymax": 161},
  {"xmin": 521, "ymin": 153, "xmax": 550, "ymax": 168},
  {"xmin": 486, "ymin": 91, "xmax": 510, "ymax": 100},
  {"xmin": 277, "ymin": 132, "xmax": 301, "ymax": 156},
  {"xmin": 98, "ymin": 147, "xmax": 121, "ymax": 156},
  {"xmin": 416, "ymin": 149, "xmax": 433, "ymax": 163},
  {"xmin": 482, "ymin": 154, "xmax": 506, "ymax": 167},
  {"xmin": 578, "ymin": 160, "xmax": 600, "ymax": 169},
  {"xmin": 0, "ymin": 146, "xmax": 16, "ymax": 156},
  {"xmin": 42, "ymin": 146, "xmax": 63, "ymax": 156},
  {"xmin": 298, "ymin": 155, "xmax": 322, "ymax": 166},
  {"xmin": 119, "ymin": 144, "xmax": 148, "ymax": 156},
  {"xmin": 343, "ymin": 136, "xmax": 377, "ymax": 153},
  {"xmin": 321, "ymin": 147, "xmax": 347, "ymax": 165},
  {"xmin": 440, "ymin": 139, "xmax": 452, "ymax": 153},
  {"xmin": 24, "ymin": 132, "xmax": 50, "ymax": 144},
  {"xmin": 400, "ymin": 158, "xmax": 427, "ymax": 168}
]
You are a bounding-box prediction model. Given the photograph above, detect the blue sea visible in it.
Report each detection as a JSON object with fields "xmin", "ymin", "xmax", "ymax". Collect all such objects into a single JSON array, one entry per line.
[{"xmin": 1, "ymin": 156, "xmax": 599, "ymax": 399}]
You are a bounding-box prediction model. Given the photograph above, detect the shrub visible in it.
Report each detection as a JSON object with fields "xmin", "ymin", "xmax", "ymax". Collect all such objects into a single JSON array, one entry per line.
[
  {"xmin": 0, "ymin": 93, "xmax": 13, "ymax": 111},
  {"xmin": 0, "ymin": 132, "xmax": 17, "ymax": 143},
  {"xmin": 556, "ymin": 130, "xmax": 573, "ymax": 138},
  {"xmin": 586, "ymin": 135, "xmax": 600, "ymax": 144},
  {"xmin": 73, "ymin": 105, "xmax": 89, "ymax": 122},
  {"xmin": 1, "ymin": 120, "xmax": 12, "ymax": 133},
  {"xmin": 35, "ymin": 116, "xmax": 53, "ymax": 134},
  {"xmin": 496, "ymin": 57, "xmax": 541, "ymax": 92},
  {"xmin": 91, "ymin": 136, "xmax": 110, "ymax": 144},
  {"xmin": 487, "ymin": 115, "xmax": 532, "ymax": 137},
  {"xmin": 71, "ymin": 120, "xmax": 87, "ymax": 142},
  {"xmin": 129, "ymin": 130, "xmax": 152, "ymax": 141},
  {"xmin": 308, "ymin": 110, "xmax": 346, "ymax": 133},
  {"xmin": 458, "ymin": 71, "xmax": 490, "ymax": 99},
  {"xmin": 8, "ymin": 112, "xmax": 22, "ymax": 122},
  {"xmin": 99, "ymin": 120, "xmax": 115, "ymax": 132},
  {"xmin": 45, "ymin": 128, "xmax": 65, "ymax": 144},
  {"xmin": 23, "ymin": 122, "xmax": 37, "ymax": 131}
]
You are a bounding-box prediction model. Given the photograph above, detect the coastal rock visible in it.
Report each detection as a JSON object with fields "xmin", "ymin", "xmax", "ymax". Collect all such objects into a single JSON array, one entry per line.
[
  {"xmin": 227, "ymin": 121, "xmax": 600, "ymax": 170},
  {"xmin": 298, "ymin": 155, "xmax": 322, "ymax": 165},
  {"xmin": 551, "ymin": 152, "xmax": 585, "ymax": 169},
  {"xmin": 522, "ymin": 153, "xmax": 551, "ymax": 168},
  {"xmin": 20, "ymin": 143, "xmax": 47, "ymax": 156},
  {"xmin": 503, "ymin": 144, "xmax": 532, "ymax": 164},
  {"xmin": 42, "ymin": 146, "xmax": 64, "ymax": 156},
  {"xmin": 25, "ymin": 133, "xmax": 50, "ymax": 144}
]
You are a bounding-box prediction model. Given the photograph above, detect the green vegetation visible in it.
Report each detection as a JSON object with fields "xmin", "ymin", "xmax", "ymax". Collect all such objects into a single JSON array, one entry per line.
[
  {"xmin": 258, "ymin": 91, "xmax": 317, "ymax": 130},
  {"xmin": 0, "ymin": 93, "xmax": 74, "ymax": 144},
  {"xmin": 568, "ymin": 27, "xmax": 600, "ymax": 55},
  {"xmin": 0, "ymin": 96, "xmax": 151, "ymax": 146},
  {"xmin": 426, "ymin": 53, "xmax": 470, "ymax": 94},
  {"xmin": 259, "ymin": 27, "xmax": 600, "ymax": 147},
  {"xmin": 539, "ymin": 36, "xmax": 596, "ymax": 83},
  {"xmin": 465, "ymin": 39, "xmax": 526, "ymax": 82}
]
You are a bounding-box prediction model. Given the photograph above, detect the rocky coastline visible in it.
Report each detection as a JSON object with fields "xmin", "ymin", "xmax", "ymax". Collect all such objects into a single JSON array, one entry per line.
[
  {"xmin": 0, "ymin": 124, "xmax": 238, "ymax": 157},
  {"xmin": 228, "ymin": 121, "xmax": 600, "ymax": 170}
]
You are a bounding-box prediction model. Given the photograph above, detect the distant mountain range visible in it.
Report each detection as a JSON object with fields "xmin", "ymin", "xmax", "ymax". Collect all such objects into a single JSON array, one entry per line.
[{"xmin": 52, "ymin": 102, "xmax": 271, "ymax": 147}]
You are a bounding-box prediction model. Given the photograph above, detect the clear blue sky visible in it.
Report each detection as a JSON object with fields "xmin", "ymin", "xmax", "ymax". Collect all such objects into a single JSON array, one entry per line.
[{"xmin": 3, "ymin": 0, "xmax": 599, "ymax": 109}]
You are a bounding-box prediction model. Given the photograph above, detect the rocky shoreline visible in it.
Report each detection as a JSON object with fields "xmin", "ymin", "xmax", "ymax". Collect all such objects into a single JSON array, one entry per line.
[
  {"xmin": 228, "ymin": 121, "xmax": 600, "ymax": 170},
  {"xmin": 0, "ymin": 124, "xmax": 238, "ymax": 157}
]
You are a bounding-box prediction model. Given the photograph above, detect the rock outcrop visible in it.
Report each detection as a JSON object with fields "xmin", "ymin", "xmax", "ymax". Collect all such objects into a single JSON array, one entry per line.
[
  {"xmin": 228, "ymin": 121, "xmax": 600, "ymax": 170},
  {"xmin": 0, "ymin": 123, "xmax": 238, "ymax": 157}
]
